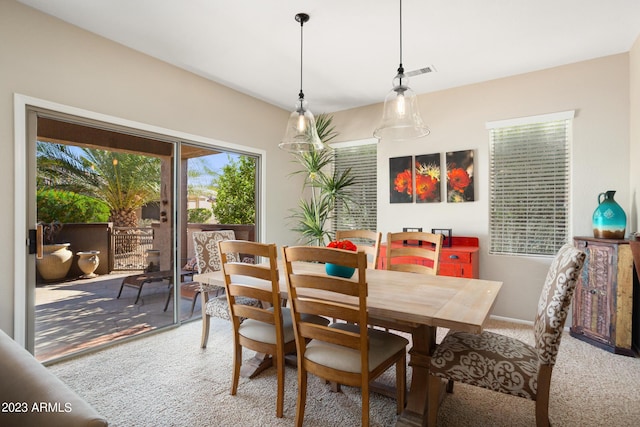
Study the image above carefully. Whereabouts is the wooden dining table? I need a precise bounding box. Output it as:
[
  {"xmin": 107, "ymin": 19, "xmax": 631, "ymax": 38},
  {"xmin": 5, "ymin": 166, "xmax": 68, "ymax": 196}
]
[{"xmin": 195, "ymin": 261, "xmax": 502, "ymax": 427}]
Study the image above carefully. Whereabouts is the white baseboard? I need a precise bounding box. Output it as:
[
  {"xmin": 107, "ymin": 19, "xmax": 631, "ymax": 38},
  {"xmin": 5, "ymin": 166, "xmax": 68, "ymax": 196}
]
[
  {"xmin": 489, "ymin": 314, "xmax": 533, "ymax": 326},
  {"xmin": 490, "ymin": 314, "xmax": 572, "ymax": 332}
]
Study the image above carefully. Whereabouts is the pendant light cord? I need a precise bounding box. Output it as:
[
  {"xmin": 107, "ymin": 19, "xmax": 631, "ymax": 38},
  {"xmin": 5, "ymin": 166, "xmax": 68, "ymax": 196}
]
[
  {"xmin": 299, "ymin": 18, "xmax": 305, "ymax": 100},
  {"xmin": 399, "ymin": 0, "xmax": 403, "ymax": 70},
  {"xmin": 397, "ymin": 0, "xmax": 405, "ymax": 82}
]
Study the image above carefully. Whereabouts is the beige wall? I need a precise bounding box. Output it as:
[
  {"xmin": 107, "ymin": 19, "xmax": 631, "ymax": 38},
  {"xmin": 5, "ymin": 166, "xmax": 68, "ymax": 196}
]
[
  {"xmin": 332, "ymin": 54, "xmax": 631, "ymax": 321},
  {"xmin": 1, "ymin": 1, "xmax": 637, "ymax": 332},
  {"xmin": 0, "ymin": 1, "xmax": 303, "ymax": 335}
]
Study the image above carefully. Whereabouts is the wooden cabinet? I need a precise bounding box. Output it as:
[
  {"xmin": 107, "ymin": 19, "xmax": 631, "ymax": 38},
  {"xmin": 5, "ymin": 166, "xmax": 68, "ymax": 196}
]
[
  {"xmin": 378, "ymin": 236, "xmax": 479, "ymax": 279},
  {"xmin": 570, "ymin": 237, "xmax": 636, "ymax": 356}
]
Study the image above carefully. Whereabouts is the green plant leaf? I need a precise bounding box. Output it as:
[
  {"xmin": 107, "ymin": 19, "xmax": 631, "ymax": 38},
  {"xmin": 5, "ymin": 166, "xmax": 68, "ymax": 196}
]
[{"xmin": 287, "ymin": 114, "xmax": 358, "ymax": 246}]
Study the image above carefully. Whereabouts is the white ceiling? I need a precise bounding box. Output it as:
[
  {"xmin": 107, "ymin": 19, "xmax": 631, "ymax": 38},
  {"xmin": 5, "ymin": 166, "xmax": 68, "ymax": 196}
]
[{"xmin": 17, "ymin": 0, "xmax": 640, "ymax": 113}]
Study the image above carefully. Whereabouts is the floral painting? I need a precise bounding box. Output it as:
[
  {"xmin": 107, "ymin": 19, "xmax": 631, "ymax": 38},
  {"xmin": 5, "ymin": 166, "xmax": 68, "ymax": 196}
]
[
  {"xmin": 389, "ymin": 156, "xmax": 413, "ymax": 203},
  {"xmin": 415, "ymin": 153, "xmax": 441, "ymax": 203},
  {"xmin": 446, "ymin": 150, "xmax": 474, "ymax": 202}
]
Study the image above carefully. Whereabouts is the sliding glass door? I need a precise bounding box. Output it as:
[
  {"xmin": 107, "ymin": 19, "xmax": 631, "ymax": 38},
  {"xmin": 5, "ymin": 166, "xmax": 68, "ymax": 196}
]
[
  {"xmin": 18, "ymin": 98, "xmax": 262, "ymax": 362},
  {"xmin": 30, "ymin": 112, "xmax": 179, "ymax": 362}
]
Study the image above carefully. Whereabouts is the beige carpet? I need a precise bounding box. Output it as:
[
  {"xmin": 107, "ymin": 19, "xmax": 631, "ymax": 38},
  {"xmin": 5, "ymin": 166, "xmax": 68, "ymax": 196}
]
[{"xmin": 48, "ymin": 317, "xmax": 640, "ymax": 426}]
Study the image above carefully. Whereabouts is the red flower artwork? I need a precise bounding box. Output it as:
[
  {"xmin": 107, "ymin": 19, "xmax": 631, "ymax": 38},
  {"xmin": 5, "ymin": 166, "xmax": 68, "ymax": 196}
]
[
  {"xmin": 415, "ymin": 174, "xmax": 438, "ymax": 201},
  {"xmin": 414, "ymin": 155, "xmax": 441, "ymax": 202},
  {"xmin": 394, "ymin": 169, "xmax": 412, "ymax": 195},
  {"xmin": 327, "ymin": 239, "xmax": 357, "ymax": 251},
  {"xmin": 390, "ymin": 156, "xmax": 413, "ymax": 203},
  {"xmin": 446, "ymin": 150, "xmax": 474, "ymax": 202},
  {"xmin": 447, "ymin": 168, "xmax": 471, "ymax": 192}
]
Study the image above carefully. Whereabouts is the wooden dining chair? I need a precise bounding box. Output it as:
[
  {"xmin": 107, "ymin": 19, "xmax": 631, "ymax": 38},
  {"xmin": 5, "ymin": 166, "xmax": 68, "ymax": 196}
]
[
  {"xmin": 336, "ymin": 230, "xmax": 383, "ymax": 333},
  {"xmin": 336, "ymin": 229, "xmax": 382, "ymax": 269},
  {"xmin": 386, "ymin": 231, "xmax": 443, "ymax": 275},
  {"xmin": 427, "ymin": 243, "xmax": 586, "ymax": 427},
  {"xmin": 282, "ymin": 245, "xmax": 409, "ymax": 427},
  {"xmin": 219, "ymin": 240, "xmax": 329, "ymax": 418}
]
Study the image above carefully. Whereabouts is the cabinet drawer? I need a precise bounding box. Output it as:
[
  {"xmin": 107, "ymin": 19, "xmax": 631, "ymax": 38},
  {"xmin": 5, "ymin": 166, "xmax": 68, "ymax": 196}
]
[
  {"xmin": 378, "ymin": 238, "xmax": 479, "ymax": 278},
  {"xmin": 439, "ymin": 263, "xmax": 463, "ymax": 277},
  {"xmin": 440, "ymin": 250, "xmax": 471, "ymax": 264}
]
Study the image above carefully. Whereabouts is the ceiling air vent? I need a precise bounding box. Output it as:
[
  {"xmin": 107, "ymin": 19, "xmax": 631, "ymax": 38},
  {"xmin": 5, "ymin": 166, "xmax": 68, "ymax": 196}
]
[{"xmin": 405, "ymin": 65, "xmax": 436, "ymax": 77}]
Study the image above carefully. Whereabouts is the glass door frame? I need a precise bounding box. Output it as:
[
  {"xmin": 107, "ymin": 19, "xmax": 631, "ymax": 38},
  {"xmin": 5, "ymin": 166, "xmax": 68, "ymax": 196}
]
[{"xmin": 13, "ymin": 94, "xmax": 266, "ymax": 352}]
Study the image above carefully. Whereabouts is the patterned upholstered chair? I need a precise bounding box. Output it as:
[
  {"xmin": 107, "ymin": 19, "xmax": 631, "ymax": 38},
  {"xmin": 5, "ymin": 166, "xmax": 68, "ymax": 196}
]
[
  {"xmin": 427, "ymin": 243, "xmax": 586, "ymax": 427},
  {"xmin": 192, "ymin": 230, "xmax": 261, "ymax": 348}
]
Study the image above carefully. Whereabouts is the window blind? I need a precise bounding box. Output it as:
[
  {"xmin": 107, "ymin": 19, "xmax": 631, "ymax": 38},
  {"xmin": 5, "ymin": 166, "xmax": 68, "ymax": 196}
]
[
  {"xmin": 332, "ymin": 142, "xmax": 377, "ymax": 233},
  {"xmin": 489, "ymin": 116, "xmax": 572, "ymax": 256}
]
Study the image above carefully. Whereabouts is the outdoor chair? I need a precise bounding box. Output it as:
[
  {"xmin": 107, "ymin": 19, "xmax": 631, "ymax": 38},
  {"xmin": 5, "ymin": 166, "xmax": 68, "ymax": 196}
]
[
  {"xmin": 427, "ymin": 243, "xmax": 586, "ymax": 427},
  {"xmin": 117, "ymin": 269, "xmax": 173, "ymax": 304}
]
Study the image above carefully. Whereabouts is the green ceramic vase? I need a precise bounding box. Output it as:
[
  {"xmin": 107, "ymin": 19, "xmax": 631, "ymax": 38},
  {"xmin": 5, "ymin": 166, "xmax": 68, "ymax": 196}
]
[{"xmin": 592, "ymin": 190, "xmax": 626, "ymax": 239}]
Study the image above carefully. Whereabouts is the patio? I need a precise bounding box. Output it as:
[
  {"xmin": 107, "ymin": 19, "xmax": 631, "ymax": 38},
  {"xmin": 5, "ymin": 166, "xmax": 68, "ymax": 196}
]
[
  {"xmin": 33, "ymin": 224, "xmax": 256, "ymax": 364},
  {"xmin": 35, "ymin": 272, "xmax": 202, "ymax": 363}
]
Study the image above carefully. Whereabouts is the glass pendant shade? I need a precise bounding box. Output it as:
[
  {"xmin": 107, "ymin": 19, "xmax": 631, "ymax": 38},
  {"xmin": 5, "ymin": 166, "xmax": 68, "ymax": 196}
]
[
  {"xmin": 279, "ymin": 97, "xmax": 325, "ymax": 153},
  {"xmin": 279, "ymin": 12, "xmax": 325, "ymax": 153},
  {"xmin": 374, "ymin": 73, "xmax": 430, "ymax": 140},
  {"xmin": 375, "ymin": 0, "xmax": 430, "ymax": 141}
]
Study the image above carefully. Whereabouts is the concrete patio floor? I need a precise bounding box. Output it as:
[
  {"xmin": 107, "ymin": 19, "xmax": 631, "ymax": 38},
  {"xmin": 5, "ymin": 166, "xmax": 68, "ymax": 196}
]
[{"xmin": 35, "ymin": 272, "xmax": 202, "ymax": 363}]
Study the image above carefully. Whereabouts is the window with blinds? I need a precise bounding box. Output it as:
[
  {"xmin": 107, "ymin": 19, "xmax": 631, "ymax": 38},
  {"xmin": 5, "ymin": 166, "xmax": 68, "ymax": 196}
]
[
  {"xmin": 488, "ymin": 111, "xmax": 574, "ymax": 256},
  {"xmin": 332, "ymin": 140, "xmax": 377, "ymax": 233}
]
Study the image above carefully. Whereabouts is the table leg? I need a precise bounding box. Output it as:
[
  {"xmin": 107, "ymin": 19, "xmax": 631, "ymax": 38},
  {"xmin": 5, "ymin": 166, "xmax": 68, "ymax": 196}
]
[
  {"xmin": 240, "ymin": 352, "xmax": 273, "ymax": 378},
  {"xmin": 238, "ymin": 300, "xmax": 276, "ymax": 379},
  {"xmin": 396, "ymin": 324, "xmax": 437, "ymax": 427},
  {"xmin": 243, "ymin": 350, "xmax": 301, "ymax": 378}
]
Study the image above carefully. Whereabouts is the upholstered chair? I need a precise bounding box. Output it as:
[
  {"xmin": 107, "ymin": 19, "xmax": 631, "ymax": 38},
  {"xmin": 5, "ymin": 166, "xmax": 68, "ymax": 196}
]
[
  {"xmin": 192, "ymin": 230, "xmax": 261, "ymax": 348},
  {"xmin": 282, "ymin": 245, "xmax": 408, "ymax": 427},
  {"xmin": 427, "ymin": 243, "xmax": 586, "ymax": 427}
]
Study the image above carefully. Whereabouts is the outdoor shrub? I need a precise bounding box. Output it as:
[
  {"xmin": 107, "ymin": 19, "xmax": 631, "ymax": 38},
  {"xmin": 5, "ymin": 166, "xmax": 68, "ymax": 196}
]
[
  {"xmin": 37, "ymin": 189, "xmax": 110, "ymax": 223},
  {"xmin": 188, "ymin": 207, "xmax": 213, "ymax": 224}
]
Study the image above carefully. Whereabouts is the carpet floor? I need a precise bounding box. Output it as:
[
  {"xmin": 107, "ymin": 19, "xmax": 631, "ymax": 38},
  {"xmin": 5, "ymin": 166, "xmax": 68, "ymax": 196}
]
[{"xmin": 48, "ymin": 317, "xmax": 640, "ymax": 426}]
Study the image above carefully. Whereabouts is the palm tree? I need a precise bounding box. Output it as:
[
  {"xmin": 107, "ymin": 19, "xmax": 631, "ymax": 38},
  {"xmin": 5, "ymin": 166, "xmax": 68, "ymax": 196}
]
[
  {"xmin": 289, "ymin": 114, "xmax": 356, "ymax": 246},
  {"xmin": 37, "ymin": 142, "xmax": 160, "ymax": 227}
]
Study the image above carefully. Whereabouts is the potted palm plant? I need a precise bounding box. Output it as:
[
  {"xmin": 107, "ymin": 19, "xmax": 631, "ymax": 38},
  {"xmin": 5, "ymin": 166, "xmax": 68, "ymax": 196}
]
[
  {"xmin": 289, "ymin": 114, "xmax": 356, "ymax": 246},
  {"xmin": 36, "ymin": 221, "xmax": 73, "ymax": 281}
]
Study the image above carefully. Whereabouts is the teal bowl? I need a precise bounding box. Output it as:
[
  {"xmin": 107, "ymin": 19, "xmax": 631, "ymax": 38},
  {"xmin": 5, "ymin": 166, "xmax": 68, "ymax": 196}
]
[{"xmin": 325, "ymin": 263, "xmax": 355, "ymax": 278}]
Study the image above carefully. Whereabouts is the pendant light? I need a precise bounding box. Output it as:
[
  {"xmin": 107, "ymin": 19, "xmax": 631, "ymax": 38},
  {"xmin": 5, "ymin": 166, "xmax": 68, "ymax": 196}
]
[
  {"xmin": 373, "ymin": 0, "xmax": 430, "ymax": 141},
  {"xmin": 279, "ymin": 13, "xmax": 326, "ymax": 153}
]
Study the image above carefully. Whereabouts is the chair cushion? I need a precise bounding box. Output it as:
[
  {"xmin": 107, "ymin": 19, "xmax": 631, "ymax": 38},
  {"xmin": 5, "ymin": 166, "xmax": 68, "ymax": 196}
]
[
  {"xmin": 239, "ymin": 307, "xmax": 330, "ymax": 345},
  {"xmin": 204, "ymin": 294, "xmax": 261, "ymax": 321},
  {"xmin": 430, "ymin": 330, "xmax": 539, "ymax": 400},
  {"xmin": 198, "ymin": 280, "xmax": 225, "ymax": 294},
  {"xmin": 305, "ymin": 323, "xmax": 409, "ymax": 374}
]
